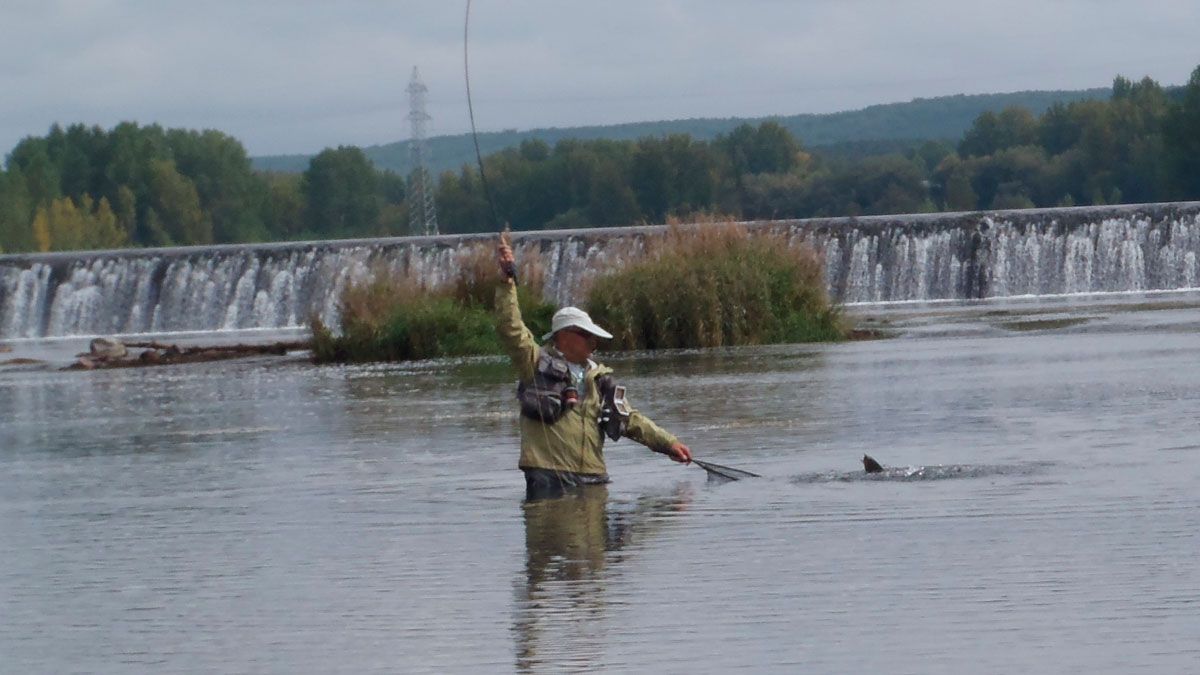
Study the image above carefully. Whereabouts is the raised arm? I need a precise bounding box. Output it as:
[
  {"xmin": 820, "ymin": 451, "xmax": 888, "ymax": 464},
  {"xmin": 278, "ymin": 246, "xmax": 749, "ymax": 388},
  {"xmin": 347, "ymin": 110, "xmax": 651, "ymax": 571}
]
[{"xmin": 494, "ymin": 234, "xmax": 538, "ymax": 382}]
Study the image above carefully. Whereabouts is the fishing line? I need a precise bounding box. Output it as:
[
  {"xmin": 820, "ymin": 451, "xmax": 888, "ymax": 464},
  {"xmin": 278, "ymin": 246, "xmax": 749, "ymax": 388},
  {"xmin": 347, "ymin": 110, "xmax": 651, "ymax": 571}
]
[
  {"xmin": 466, "ymin": 0, "xmax": 562, "ymax": 487},
  {"xmin": 463, "ymin": 0, "xmax": 501, "ymax": 231}
]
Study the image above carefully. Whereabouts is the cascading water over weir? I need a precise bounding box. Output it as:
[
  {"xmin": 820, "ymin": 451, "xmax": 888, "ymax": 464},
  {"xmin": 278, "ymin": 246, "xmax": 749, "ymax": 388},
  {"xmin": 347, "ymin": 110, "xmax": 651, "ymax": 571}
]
[{"xmin": 2, "ymin": 202, "xmax": 1199, "ymax": 339}]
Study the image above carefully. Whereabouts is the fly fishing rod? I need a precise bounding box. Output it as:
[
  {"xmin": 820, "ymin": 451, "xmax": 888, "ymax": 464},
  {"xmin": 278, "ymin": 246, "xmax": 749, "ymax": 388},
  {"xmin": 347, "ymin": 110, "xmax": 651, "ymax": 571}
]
[{"xmin": 463, "ymin": 0, "xmax": 516, "ymax": 281}]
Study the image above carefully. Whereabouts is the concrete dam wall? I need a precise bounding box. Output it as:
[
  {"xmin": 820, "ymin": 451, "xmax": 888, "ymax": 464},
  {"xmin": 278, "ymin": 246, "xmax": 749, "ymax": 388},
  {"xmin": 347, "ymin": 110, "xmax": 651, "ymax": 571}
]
[{"xmin": 2, "ymin": 202, "xmax": 1199, "ymax": 339}]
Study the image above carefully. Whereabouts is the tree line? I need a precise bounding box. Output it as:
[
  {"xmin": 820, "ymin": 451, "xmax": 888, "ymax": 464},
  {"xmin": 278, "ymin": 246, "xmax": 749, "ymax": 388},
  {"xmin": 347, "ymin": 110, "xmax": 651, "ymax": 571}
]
[
  {"xmin": 2, "ymin": 66, "xmax": 1200, "ymax": 254},
  {"xmin": 0, "ymin": 123, "xmax": 411, "ymax": 253},
  {"xmin": 443, "ymin": 69, "xmax": 1200, "ymax": 228}
]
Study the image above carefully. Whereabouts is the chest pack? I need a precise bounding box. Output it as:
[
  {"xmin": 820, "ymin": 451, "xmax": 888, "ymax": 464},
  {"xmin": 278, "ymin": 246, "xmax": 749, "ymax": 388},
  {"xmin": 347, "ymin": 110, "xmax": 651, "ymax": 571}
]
[
  {"xmin": 516, "ymin": 350, "xmax": 631, "ymax": 440},
  {"xmin": 516, "ymin": 350, "xmax": 574, "ymax": 424}
]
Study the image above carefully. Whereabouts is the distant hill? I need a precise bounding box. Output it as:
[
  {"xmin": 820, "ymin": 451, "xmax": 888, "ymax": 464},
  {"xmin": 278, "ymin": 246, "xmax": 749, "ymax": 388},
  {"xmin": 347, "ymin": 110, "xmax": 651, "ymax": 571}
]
[{"xmin": 252, "ymin": 88, "xmax": 1111, "ymax": 175}]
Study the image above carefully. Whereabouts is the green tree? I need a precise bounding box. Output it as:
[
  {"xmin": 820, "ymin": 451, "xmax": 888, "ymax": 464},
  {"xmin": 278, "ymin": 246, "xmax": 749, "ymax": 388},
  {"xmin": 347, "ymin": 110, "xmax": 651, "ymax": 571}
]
[
  {"xmin": 518, "ymin": 138, "xmax": 550, "ymax": 162},
  {"xmin": 86, "ymin": 196, "xmax": 128, "ymax": 249},
  {"xmin": 740, "ymin": 172, "xmax": 810, "ymax": 219},
  {"xmin": 968, "ymin": 146, "xmax": 1054, "ymax": 208},
  {"xmin": 376, "ymin": 168, "xmax": 408, "ymax": 234},
  {"xmin": 959, "ymin": 107, "xmax": 1037, "ymax": 157},
  {"xmin": 166, "ymin": 128, "xmax": 269, "ymax": 242},
  {"xmin": 629, "ymin": 134, "xmax": 717, "ymax": 222},
  {"xmin": 631, "ymin": 137, "xmax": 673, "ymax": 222},
  {"xmin": 586, "ymin": 161, "xmax": 640, "ymax": 226},
  {"xmin": 147, "ymin": 159, "xmax": 211, "ymax": 245},
  {"xmin": 9, "ymin": 140, "xmax": 61, "ymax": 205},
  {"xmin": 54, "ymin": 124, "xmax": 103, "ymax": 200},
  {"xmin": 856, "ymin": 155, "xmax": 930, "ymax": 215},
  {"xmin": 1108, "ymin": 77, "xmax": 1169, "ymax": 202},
  {"xmin": 1165, "ymin": 65, "xmax": 1200, "ymax": 199},
  {"xmin": 435, "ymin": 167, "xmax": 489, "ymax": 234},
  {"xmin": 911, "ymin": 140, "xmax": 955, "ymax": 174},
  {"xmin": 716, "ymin": 122, "xmax": 801, "ymax": 176},
  {"xmin": 262, "ymin": 172, "xmax": 306, "ymax": 239},
  {"xmin": 301, "ymin": 146, "xmax": 380, "ymax": 236},
  {"xmin": 114, "ymin": 185, "xmax": 138, "ymax": 242},
  {"xmin": 1038, "ymin": 103, "xmax": 1082, "ymax": 155},
  {"xmin": 0, "ymin": 168, "xmax": 35, "ymax": 251},
  {"xmin": 942, "ymin": 167, "xmax": 979, "ymax": 211},
  {"xmin": 931, "ymin": 156, "xmax": 979, "ymax": 210}
]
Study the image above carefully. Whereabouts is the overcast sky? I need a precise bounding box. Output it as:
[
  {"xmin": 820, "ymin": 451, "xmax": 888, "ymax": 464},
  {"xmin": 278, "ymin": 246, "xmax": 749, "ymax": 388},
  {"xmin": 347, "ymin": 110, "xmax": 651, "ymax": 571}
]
[{"xmin": 2, "ymin": 1, "xmax": 1197, "ymax": 157}]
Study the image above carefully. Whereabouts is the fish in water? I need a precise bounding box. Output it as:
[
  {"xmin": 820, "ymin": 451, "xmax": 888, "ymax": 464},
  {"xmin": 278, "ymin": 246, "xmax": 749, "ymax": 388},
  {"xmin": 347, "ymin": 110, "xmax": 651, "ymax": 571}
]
[{"xmin": 862, "ymin": 454, "xmax": 884, "ymax": 473}]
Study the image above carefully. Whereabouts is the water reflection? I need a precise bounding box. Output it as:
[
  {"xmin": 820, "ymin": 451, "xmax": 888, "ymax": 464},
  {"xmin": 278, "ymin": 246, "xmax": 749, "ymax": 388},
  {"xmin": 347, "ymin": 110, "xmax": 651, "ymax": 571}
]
[{"xmin": 514, "ymin": 485, "xmax": 691, "ymax": 673}]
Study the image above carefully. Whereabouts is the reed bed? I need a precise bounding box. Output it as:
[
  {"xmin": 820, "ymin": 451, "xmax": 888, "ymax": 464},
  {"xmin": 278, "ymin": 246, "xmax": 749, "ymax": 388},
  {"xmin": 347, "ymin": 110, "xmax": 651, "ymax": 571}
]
[
  {"xmin": 311, "ymin": 243, "xmax": 554, "ymax": 363},
  {"xmin": 312, "ymin": 223, "xmax": 844, "ymax": 363},
  {"xmin": 584, "ymin": 222, "xmax": 845, "ymax": 350}
]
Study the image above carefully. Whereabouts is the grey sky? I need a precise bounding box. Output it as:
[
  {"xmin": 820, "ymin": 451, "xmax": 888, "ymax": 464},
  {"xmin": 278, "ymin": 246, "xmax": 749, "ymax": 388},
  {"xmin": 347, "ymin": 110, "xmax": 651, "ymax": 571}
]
[{"xmin": 2, "ymin": 0, "xmax": 1197, "ymax": 157}]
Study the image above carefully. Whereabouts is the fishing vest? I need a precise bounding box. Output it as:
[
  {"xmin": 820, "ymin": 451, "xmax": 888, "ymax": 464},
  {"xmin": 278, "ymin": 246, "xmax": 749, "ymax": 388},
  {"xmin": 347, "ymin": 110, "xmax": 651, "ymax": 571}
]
[{"xmin": 517, "ymin": 349, "xmax": 630, "ymax": 439}]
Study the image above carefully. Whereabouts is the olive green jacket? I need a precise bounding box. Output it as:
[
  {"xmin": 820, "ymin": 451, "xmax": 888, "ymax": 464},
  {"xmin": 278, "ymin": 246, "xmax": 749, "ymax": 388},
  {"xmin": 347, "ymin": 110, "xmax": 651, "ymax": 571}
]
[{"xmin": 495, "ymin": 281, "xmax": 679, "ymax": 474}]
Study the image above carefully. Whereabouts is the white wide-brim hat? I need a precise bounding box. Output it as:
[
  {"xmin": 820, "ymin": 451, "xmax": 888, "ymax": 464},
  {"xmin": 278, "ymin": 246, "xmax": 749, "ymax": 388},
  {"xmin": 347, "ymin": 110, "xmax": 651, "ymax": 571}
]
[{"xmin": 541, "ymin": 306, "xmax": 614, "ymax": 342}]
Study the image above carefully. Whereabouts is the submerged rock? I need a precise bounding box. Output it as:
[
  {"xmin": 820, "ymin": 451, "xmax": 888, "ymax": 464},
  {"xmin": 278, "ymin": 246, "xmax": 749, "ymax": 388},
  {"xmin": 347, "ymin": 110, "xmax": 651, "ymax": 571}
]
[
  {"xmin": 89, "ymin": 337, "xmax": 127, "ymax": 359},
  {"xmin": 62, "ymin": 339, "xmax": 311, "ymax": 371},
  {"xmin": 1, "ymin": 357, "xmax": 46, "ymax": 367}
]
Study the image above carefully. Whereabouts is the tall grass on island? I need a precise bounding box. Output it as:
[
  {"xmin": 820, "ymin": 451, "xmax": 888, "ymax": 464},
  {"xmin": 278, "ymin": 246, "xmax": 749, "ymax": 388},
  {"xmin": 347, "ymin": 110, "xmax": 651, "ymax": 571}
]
[
  {"xmin": 584, "ymin": 222, "xmax": 845, "ymax": 350},
  {"xmin": 312, "ymin": 222, "xmax": 845, "ymax": 363},
  {"xmin": 310, "ymin": 245, "xmax": 555, "ymax": 363}
]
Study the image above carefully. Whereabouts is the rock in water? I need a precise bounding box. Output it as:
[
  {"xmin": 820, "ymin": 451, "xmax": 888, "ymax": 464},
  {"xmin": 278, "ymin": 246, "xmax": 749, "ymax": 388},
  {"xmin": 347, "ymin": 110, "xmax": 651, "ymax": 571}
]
[
  {"xmin": 862, "ymin": 454, "xmax": 884, "ymax": 473},
  {"xmin": 0, "ymin": 343, "xmax": 11, "ymax": 354},
  {"xmin": 2, "ymin": 357, "xmax": 45, "ymax": 366},
  {"xmin": 89, "ymin": 337, "xmax": 127, "ymax": 359}
]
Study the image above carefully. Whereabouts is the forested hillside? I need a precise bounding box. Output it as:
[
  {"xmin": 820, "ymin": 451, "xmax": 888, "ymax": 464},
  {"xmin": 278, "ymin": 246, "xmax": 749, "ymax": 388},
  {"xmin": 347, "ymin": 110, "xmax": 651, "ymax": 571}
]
[{"xmin": 253, "ymin": 89, "xmax": 1111, "ymax": 176}]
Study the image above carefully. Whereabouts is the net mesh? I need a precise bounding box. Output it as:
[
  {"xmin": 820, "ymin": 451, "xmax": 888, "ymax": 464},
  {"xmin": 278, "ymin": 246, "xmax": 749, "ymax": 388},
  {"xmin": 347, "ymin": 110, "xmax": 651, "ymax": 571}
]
[{"xmin": 693, "ymin": 459, "xmax": 761, "ymax": 481}]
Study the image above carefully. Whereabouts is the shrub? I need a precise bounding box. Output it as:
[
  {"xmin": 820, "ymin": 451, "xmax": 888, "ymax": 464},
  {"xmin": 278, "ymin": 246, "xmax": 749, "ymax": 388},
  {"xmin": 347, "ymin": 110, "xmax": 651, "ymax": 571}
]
[
  {"xmin": 311, "ymin": 290, "xmax": 499, "ymax": 363},
  {"xmin": 584, "ymin": 222, "xmax": 844, "ymax": 349},
  {"xmin": 311, "ymin": 242, "xmax": 556, "ymax": 363}
]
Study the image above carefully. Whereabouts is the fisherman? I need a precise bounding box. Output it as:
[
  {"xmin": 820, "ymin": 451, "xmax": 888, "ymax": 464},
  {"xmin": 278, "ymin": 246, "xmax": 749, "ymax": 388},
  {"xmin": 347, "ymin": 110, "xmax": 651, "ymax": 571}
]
[{"xmin": 496, "ymin": 235, "xmax": 692, "ymax": 500}]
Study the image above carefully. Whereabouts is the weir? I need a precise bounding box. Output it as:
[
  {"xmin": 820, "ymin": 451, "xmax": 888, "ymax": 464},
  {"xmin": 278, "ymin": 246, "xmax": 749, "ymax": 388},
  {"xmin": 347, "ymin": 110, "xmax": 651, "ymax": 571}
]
[{"xmin": 2, "ymin": 202, "xmax": 1199, "ymax": 339}]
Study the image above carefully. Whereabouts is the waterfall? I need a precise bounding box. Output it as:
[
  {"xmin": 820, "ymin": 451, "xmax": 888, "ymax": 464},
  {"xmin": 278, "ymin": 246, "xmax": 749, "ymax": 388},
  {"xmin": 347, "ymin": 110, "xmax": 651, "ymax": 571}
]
[{"xmin": 2, "ymin": 203, "xmax": 1199, "ymax": 339}]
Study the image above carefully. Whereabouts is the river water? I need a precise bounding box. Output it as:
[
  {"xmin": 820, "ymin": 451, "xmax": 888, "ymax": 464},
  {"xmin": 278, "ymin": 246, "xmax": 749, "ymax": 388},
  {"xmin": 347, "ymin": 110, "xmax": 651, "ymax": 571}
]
[{"xmin": 2, "ymin": 296, "xmax": 1199, "ymax": 673}]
